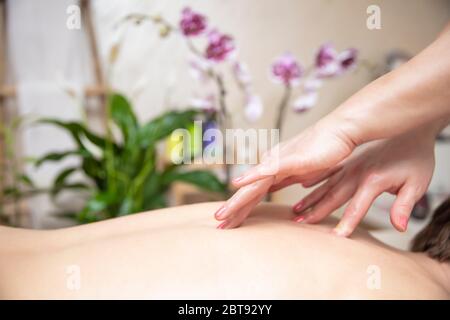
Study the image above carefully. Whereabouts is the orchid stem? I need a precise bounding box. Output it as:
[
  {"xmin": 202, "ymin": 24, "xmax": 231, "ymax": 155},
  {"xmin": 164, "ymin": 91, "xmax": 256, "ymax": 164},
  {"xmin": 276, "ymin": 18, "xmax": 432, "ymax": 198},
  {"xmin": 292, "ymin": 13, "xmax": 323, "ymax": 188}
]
[
  {"xmin": 275, "ymin": 84, "xmax": 292, "ymax": 139},
  {"xmin": 268, "ymin": 84, "xmax": 291, "ymax": 202},
  {"xmin": 214, "ymin": 73, "xmax": 232, "ymax": 192}
]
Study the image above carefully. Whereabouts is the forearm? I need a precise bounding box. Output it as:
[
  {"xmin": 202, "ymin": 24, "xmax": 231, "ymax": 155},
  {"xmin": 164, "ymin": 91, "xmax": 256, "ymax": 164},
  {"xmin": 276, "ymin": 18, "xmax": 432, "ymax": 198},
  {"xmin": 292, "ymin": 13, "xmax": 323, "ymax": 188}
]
[{"xmin": 324, "ymin": 23, "xmax": 450, "ymax": 146}]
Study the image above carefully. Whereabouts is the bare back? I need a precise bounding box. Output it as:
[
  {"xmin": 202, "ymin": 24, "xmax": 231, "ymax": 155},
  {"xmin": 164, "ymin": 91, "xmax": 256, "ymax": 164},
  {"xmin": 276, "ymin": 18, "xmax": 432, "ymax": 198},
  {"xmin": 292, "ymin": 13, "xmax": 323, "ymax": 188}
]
[{"xmin": 0, "ymin": 202, "xmax": 448, "ymax": 299}]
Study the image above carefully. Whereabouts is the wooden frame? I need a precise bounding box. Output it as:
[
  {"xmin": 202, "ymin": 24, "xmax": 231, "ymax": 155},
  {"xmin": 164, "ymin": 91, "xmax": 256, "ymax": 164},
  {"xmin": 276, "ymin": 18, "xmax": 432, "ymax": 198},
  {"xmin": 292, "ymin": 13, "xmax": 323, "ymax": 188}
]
[{"xmin": 0, "ymin": 0, "xmax": 7, "ymax": 207}]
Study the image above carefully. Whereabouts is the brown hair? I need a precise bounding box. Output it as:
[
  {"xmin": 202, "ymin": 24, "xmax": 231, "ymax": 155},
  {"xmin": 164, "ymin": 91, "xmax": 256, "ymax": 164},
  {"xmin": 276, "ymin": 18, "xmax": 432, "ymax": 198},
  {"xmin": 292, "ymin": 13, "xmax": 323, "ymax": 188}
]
[{"xmin": 411, "ymin": 197, "xmax": 450, "ymax": 262}]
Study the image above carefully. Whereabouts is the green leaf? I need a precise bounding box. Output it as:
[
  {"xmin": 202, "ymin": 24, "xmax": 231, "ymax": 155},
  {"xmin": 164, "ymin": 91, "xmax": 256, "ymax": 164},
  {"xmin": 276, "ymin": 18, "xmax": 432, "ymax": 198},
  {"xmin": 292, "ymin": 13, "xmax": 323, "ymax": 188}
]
[
  {"xmin": 143, "ymin": 193, "xmax": 167, "ymax": 210},
  {"xmin": 86, "ymin": 192, "xmax": 115, "ymax": 212},
  {"xmin": 76, "ymin": 191, "xmax": 116, "ymax": 223},
  {"xmin": 3, "ymin": 186, "xmax": 19, "ymax": 197},
  {"xmin": 52, "ymin": 183, "xmax": 90, "ymax": 199},
  {"xmin": 124, "ymin": 147, "xmax": 156, "ymax": 211},
  {"xmin": 161, "ymin": 169, "xmax": 227, "ymax": 194},
  {"xmin": 77, "ymin": 207, "xmax": 100, "ymax": 224},
  {"xmin": 54, "ymin": 167, "xmax": 78, "ymax": 187},
  {"xmin": 109, "ymin": 93, "xmax": 138, "ymax": 143},
  {"xmin": 143, "ymin": 171, "xmax": 162, "ymax": 199},
  {"xmin": 118, "ymin": 197, "xmax": 135, "ymax": 216},
  {"xmin": 18, "ymin": 174, "xmax": 35, "ymax": 187},
  {"xmin": 35, "ymin": 150, "xmax": 89, "ymax": 167},
  {"xmin": 139, "ymin": 110, "xmax": 199, "ymax": 148},
  {"xmin": 37, "ymin": 119, "xmax": 111, "ymax": 150},
  {"xmin": 81, "ymin": 157, "xmax": 105, "ymax": 189},
  {"xmin": 50, "ymin": 167, "xmax": 90, "ymax": 198}
]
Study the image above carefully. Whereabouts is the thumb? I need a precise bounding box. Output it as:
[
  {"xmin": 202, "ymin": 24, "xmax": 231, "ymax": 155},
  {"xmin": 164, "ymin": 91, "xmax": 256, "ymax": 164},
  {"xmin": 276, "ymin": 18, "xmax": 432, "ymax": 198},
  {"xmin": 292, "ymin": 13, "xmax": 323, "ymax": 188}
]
[{"xmin": 390, "ymin": 184, "xmax": 422, "ymax": 232}]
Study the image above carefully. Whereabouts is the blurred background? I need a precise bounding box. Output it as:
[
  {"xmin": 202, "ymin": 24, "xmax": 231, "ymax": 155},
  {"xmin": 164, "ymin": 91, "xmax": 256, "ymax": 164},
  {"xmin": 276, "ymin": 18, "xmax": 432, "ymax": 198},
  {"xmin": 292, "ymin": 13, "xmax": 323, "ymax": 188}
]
[{"xmin": 0, "ymin": 0, "xmax": 449, "ymax": 250}]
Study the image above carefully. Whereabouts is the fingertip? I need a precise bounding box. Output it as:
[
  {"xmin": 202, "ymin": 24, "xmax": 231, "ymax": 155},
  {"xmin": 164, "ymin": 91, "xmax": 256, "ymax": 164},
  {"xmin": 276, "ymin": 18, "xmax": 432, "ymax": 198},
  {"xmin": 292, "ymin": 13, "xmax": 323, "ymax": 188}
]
[
  {"xmin": 216, "ymin": 221, "xmax": 228, "ymax": 229},
  {"xmin": 392, "ymin": 214, "xmax": 409, "ymax": 232},
  {"xmin": 390, "ymin": 185, "xmax": 417, "ymax": 232},
  {"xmin": 293, "ymin": 215, "xmax": 306, "ymax": 223},
  {"xmin": 333, "ymin": 222, "xmax": 352, "ymax": 237},
  {"xmin": 214, "ymin": 205, "xmax": 227, "ymax": 220},
  {"xmin": 390, "ymin": 203, "xmax": 413, "ymax": 232},
  {"xmin": 292, "ymin": 200, "xmax": 305, "ymax": 213}
]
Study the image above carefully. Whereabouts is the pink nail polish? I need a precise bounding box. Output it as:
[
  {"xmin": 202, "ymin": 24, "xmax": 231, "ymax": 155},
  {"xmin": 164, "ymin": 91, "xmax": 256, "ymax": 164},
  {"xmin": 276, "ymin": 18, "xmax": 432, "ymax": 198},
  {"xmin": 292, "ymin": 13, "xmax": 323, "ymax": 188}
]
[
  {"xmin": 214, "ymin": 206, "xmax": 226, "ymax": 219},
  {"xmin": 398, "ymin": 215, "xmax": 409, "ymax": 232},
  {"xmin": 293, "ymin": 200, "xmax": 305, "ymax": 212},
  {"xmin": 294, "ymin": 215, "xmax": 306, "ymax": 223},
  {"xmin": 217, "ymin": 221, "xmax": 228, "ymax": 229}
]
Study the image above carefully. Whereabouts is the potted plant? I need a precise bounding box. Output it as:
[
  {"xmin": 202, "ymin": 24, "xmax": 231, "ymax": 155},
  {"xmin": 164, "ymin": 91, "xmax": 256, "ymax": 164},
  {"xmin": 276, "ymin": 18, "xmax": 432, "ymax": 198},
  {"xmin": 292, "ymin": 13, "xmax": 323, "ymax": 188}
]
[{"xmin": 34, "ymin": 93, "xmax": 226, "ymax": 223}]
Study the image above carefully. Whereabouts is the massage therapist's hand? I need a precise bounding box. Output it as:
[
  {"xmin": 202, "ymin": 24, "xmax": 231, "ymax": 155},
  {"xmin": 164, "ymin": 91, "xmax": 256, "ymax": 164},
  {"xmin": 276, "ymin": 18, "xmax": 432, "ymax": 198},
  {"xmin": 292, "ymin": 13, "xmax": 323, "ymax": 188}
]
[
  {"xmin": 231, "ymin": 22, "xmax": 450, "ymax": 190},
  {"xmin": 215, "ymin": 120, "xmax": 358, "ymax": 229},
  {"xmin": 292, "ymin": 127, "xmax": 437, "ymax": 236},
  {"xmin": 215, "ymin": 23, "xmax": 450, "ymax": 229}
]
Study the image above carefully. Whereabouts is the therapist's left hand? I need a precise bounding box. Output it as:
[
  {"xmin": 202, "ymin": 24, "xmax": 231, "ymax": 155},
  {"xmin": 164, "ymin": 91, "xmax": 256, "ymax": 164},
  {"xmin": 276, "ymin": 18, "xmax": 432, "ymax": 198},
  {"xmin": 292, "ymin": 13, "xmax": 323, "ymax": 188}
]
[{"xmin": 292, "ymin": 128, "xmax": 436, "ymax": 236}]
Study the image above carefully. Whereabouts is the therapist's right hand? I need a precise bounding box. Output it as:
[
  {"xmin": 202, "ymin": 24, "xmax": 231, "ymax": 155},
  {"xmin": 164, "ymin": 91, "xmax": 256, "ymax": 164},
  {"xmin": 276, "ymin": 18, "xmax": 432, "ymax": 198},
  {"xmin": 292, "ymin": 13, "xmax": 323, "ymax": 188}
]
[
  {"xmin": 234, "ymin": 118, "xmax": 358, "ymax": 188},
  {"xmin": 215, "ymin": 118, "xmax": 359, "ymax": 228}
]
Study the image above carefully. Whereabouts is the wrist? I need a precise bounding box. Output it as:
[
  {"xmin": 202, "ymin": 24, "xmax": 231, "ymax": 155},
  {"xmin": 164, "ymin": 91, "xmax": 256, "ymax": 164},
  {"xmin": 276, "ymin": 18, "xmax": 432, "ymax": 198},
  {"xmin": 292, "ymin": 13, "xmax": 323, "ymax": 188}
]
[
  {"xmin": 424, "ymin": 117, "xmax": 450, "ymax": 139},
  {"xmin": 315, "ymin": 113, "xmax": 363, "ymax": 150}
]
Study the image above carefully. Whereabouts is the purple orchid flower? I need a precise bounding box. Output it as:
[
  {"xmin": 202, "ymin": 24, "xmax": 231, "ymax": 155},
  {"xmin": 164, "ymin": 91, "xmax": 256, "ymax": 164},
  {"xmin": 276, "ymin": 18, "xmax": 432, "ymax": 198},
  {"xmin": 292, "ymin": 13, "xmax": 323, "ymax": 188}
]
[
  {"xmin": 180, "ymin": 7, "xmax": 207, "ymax": 37},
  {"xmin": 205, "ymin": 30, "xmax": 235, "ymax": 62},
  {"xmin": 271, "ymin": 53, "xmax": 303, "ymax": 86},
  {"xmin": 315, "ymin": 43, "xmax": 358, "ymax": 78}
]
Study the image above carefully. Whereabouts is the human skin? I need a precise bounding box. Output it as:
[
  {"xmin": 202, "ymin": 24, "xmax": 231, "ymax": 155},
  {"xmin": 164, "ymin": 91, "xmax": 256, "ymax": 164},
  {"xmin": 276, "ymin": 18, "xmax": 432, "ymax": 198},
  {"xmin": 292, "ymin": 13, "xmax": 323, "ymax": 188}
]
[
  {"xmin": 215, "ymin": 22, "xmax": 450, "ymax": 231},
  {"xmin": 0, "ymin": 202, "xmax": 448, "ymax": 299},
  {"xmin": 215, "ymin": 122, "xmax": 445, "ymax": 232},
  {"xmin": 292, "ymin": 127, "xmax": 437, "ymax": 237}
]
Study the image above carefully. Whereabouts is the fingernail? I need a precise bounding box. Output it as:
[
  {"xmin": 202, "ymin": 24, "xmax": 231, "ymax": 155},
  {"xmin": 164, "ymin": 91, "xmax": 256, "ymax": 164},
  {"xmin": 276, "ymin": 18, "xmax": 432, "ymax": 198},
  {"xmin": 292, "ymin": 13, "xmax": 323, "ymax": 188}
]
[
  {"xmin": 293, "ymin": 200, "xmax": 305, "ymax": 213},
  {"xmin": 294, "ymin": 215, "xmax": 306, "ymax": 223},
  {"xmin": 217, "ymin": 221, "xmax": 228, "ymax": 229},
  {"xmin": 214, "ymin": 205, "xmax": 227, "ymax": 219},
  {"xmin": 398, "ymin": 215, "xmax": 409, "ymax": 232},
  {"xmin": 232, "ymin": 176, "xmax": 244, "ymax": 184}
]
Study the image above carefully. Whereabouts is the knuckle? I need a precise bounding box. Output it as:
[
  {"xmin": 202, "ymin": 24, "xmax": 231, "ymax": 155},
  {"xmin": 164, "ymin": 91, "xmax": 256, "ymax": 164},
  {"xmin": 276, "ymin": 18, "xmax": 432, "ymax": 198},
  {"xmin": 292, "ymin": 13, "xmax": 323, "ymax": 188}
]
[
  {"xmin": 345, "ymin": 205, "xmax": 360, "ymax": 219},
  {"xmin": 363, "ymin": 171, "xmax": 384, "ymax": 187},
  {"xmin": 326, "ymin": 188, "xmax": 339, "ymax": 202},
  {"xmin": 394, "ymin": 203, "xmax": 412, "ymax": 216},
  {"xmin": 404, "ymin": 181, "xmax": 427, "ymax": 202},
  {"xmin": 411, "ymin": 184, "xmax": 426, "ymax": 200}
]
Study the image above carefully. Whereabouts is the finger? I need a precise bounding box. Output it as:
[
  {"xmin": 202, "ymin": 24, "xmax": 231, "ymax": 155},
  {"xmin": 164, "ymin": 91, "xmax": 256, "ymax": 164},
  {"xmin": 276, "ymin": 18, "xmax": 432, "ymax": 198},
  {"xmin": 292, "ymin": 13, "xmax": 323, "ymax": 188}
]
[
  {"xmin": 292, "ymin": 171, "xmax": 345, "ymax": 214},
  {"xmin": 268, "ymin": 168, "xmax": 335, "ymax": 193},
  {"xmin": 333, "ymin": 177, "xmax": 385, "ymax": 237},
  {"xmin": 218, "ymin": 193, "xmax": 265, "ymax": 229},
  {"xmin": 214, "ymin": 177, "xmax": 273, "ymax": 221},
  {"xmin": 298, "ymin": 178, "xmax": 356, "ymax": 224},
  {"xmin": 301, "ymin": 165, "xmax": 343, "ymax": 188},
  {"xmin": 269, "ymin": 176, "xmax": 303, "ymax": 193},
  {"xmin": 233, "ymin": 154, "xmax": 319, "ymax": 188},
  {"xmin": 390, "ymin": 184, "xmax": 422, "ymax": 232},
  {"xmin": 232, "ymin": 164, "xmax": 276, "ymax": 187},
  {"xmin": 221, "ymin": 192, "xmax": 263, "ymax": 227}
]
